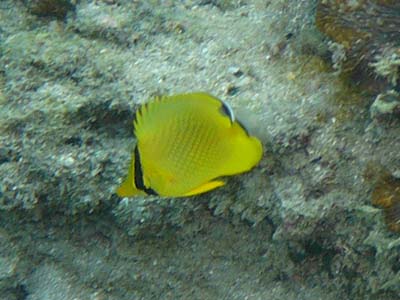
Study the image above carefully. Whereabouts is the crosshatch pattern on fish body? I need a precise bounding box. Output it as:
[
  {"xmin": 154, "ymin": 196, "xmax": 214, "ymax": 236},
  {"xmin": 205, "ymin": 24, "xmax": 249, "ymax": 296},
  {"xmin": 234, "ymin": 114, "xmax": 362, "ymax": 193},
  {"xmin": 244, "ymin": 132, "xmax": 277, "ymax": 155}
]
[{"xmin": 117, "ymin": 92, "xmax": 263, "ymax": 198}]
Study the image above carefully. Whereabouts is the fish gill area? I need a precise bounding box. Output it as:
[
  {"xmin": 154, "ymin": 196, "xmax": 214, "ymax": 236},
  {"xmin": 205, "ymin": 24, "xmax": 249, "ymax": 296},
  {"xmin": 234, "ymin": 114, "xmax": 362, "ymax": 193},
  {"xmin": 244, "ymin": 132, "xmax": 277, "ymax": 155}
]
[{"xmin": 0, "ymin": 0, "xmax": 400, "ymax": 299}]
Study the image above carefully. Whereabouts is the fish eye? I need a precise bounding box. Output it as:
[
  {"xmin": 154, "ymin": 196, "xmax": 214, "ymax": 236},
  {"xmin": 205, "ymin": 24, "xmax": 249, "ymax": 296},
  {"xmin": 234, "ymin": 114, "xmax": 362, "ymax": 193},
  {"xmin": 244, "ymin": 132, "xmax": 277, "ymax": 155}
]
[{"xmin": 220, "ymin": 100, "xmax": 235, "ymax": 123}]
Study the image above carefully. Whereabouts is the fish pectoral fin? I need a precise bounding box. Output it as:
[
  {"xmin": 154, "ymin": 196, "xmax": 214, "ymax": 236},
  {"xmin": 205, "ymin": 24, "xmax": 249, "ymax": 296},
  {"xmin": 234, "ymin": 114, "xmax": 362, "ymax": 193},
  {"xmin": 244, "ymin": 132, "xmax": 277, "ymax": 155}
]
[{"xmin": 183, "ymin": 180, "xmax": 225, "ymax": 197}]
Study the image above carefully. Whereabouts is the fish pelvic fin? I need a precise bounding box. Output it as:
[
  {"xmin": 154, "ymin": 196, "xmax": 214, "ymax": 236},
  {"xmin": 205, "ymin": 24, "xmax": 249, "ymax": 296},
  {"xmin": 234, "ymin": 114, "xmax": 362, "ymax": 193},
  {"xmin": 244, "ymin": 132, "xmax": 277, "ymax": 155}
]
[{"xmin": 183, "ymin": 180, "xmax": 225, "ymax": 197}]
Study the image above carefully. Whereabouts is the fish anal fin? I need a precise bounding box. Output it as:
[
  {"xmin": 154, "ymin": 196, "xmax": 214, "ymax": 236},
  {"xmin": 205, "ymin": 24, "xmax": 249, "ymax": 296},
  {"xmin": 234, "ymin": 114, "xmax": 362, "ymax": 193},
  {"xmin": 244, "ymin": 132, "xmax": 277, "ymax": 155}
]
[{"xmin": 183, "ymin": 180, "xmax": 225, "ymax": 197}]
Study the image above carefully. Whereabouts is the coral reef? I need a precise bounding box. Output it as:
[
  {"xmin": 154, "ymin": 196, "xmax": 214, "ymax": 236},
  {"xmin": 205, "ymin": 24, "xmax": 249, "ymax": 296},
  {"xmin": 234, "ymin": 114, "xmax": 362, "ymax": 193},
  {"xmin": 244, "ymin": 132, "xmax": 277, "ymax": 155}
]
[
  {"xmin": 23, "ymin": 0, "xmax": 75, "ymax": 19},
  {"xmin": 370, "ymin": 90, "xmax": 400, "ymax": 123},
  {"xmin": 316, "ymin": 0, "xmax": 400, "ymax": 91},
  {"xmin": 372, "ymin": 171, "xmax": 400, "ymax": 232},
  {"xmin": 1, "ymin": 0, "xmax": 400, "ymax": 299}
]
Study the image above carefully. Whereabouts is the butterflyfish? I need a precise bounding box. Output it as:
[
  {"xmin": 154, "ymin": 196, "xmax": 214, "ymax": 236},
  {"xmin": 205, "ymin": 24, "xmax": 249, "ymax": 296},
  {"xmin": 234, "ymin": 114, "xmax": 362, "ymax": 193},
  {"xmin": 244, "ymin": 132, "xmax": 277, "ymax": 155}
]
[{"xmin": 117, "ymin": 92, "xmax": 263, "ymax": 198}]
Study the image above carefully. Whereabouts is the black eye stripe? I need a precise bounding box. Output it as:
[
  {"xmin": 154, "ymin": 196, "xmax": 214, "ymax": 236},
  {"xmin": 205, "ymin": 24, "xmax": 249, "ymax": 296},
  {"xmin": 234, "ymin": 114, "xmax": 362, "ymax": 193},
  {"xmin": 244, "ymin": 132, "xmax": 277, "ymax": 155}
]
[{"xmin": 220, "ymin": 101, "xmax": 235, "ymax": 123}]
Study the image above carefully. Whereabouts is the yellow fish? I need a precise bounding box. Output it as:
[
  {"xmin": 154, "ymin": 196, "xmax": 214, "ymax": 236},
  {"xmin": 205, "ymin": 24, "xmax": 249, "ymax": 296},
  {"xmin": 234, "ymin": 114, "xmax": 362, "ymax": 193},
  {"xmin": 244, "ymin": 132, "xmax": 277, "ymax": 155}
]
[{"xmin": 117, "ymin": 92, "xmax": 262, "ymax": 198}]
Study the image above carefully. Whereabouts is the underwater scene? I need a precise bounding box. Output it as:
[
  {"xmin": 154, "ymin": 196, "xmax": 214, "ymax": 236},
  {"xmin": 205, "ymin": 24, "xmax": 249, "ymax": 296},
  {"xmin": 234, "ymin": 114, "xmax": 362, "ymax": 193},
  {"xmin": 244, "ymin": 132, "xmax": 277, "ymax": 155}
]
[{"xmin": 0, "ymin": 0, "xmax": 400, "ymax": 299}]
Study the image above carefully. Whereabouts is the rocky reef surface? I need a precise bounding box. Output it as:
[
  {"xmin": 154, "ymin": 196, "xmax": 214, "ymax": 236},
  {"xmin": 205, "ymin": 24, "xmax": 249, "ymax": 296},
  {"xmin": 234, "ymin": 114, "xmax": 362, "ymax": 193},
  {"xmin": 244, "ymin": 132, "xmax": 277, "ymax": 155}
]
[{"xmin": 1, "ymin": 0, "xmax": 400, "ymax": 299}]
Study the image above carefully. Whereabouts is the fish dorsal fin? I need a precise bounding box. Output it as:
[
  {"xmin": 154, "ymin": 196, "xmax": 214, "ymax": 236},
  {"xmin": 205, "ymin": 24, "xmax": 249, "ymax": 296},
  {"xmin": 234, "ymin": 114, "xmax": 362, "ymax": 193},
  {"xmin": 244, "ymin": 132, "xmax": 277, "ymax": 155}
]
[{"xmin": 133, "ymin": 93, "xmax": 232, "ymax": 138}]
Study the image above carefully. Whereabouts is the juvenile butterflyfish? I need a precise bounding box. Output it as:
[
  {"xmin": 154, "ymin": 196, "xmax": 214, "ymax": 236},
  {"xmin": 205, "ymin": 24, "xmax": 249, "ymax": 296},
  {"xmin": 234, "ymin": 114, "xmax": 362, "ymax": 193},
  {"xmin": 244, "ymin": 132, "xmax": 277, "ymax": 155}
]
[{"xmin": 117, "ymin": 92, "xmax": 263, "ymax": 198}]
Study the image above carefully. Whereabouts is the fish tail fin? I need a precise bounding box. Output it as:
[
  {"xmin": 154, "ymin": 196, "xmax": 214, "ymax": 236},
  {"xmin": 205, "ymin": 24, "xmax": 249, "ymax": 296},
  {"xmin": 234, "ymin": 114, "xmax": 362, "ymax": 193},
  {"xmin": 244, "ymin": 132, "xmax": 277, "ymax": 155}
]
[{"xmin": 116, "ymin": 156, "xmax": 142, "ymax": 197}]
